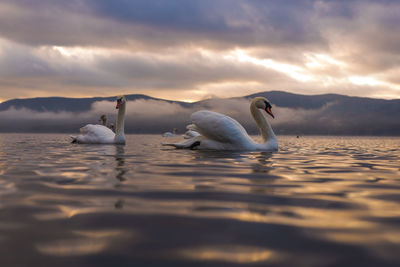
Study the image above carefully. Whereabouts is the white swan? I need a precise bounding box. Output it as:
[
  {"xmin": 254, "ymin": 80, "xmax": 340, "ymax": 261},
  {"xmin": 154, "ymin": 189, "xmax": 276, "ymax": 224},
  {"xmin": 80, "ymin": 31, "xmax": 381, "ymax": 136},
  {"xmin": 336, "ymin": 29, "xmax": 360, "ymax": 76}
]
[
  {"xmin": 162, "ymin": 128, "xmax": 178, "ymax": 137},
  {"xmin": 163, "ymin": 97, "xmax": 278, "ymax": 151},
  {"xmin": 71, "ymin": 95, "xmax": 126, "ymax": 144}
]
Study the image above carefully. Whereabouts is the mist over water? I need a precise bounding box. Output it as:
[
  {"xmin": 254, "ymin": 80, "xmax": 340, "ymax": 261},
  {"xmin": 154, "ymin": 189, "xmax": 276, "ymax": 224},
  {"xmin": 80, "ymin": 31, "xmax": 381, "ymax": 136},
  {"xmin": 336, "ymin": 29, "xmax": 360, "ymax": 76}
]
[{"xmin": 0, "ymin": 134, "xmax": 400, "ymax": 266}]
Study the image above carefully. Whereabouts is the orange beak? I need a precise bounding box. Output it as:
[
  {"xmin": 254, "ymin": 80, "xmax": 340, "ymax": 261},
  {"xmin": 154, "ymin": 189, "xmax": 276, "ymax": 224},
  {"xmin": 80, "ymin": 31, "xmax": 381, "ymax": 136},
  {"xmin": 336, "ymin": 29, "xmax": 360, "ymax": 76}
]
[
  {"xmin": 266, "ymin": 106, "xmax": 274, "ymax": 118},
  {"xmin": 116, "ymin": 101, "xmax": 121, "ymax": 109}
]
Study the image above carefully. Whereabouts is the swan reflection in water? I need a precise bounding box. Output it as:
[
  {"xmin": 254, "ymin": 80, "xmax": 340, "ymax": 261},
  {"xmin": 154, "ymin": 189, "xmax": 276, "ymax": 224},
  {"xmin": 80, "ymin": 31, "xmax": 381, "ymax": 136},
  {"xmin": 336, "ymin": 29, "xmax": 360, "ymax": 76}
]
[
  {"xmin": 253, "ymin": 151, "xmax": 276, "ymax": 173},
  {"xmin": 190, "ymin": 151, "xmax": 277, "ymax": 216},
  {"xmin": 115, "ymin": 145, "xmax": 127, "ymax": 182},
  {"xmin": 82, "ymin": 144, "xmax": 127, "ymax": 208},
  {"xmin": 114, "ymin": 145, "xmax": 127, "ymax": 210}
]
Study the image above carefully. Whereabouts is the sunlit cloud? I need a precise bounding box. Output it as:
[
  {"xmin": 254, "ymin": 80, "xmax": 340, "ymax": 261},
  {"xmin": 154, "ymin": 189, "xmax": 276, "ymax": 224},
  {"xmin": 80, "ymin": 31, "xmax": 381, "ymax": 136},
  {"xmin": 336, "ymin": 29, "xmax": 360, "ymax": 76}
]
[
  {"xmin": 51, "ymin": 46, "xmax": 107, "ymax": 61},
  {"xmin": 348, "ymin": 76, "xmax": 398, "ymax": 89},
  {"xmin": 229, "ymin": 49, "xmax": 313, "ymax": 82},
  {"xmin": 304, "ymin": 53, "xmax": 346, "ymax": 69}
]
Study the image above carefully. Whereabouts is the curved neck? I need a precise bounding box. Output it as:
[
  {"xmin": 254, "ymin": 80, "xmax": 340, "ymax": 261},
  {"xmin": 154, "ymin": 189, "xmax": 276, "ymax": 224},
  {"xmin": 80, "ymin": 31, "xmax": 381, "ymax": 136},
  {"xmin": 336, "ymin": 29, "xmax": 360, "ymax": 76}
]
[
  {"xmin": 115, "ymin": 103, "xmax": 126, "ymax": 136},
  {"xmin": 250, "ymin": 101, "xmax": 276, "ymax": 143}
]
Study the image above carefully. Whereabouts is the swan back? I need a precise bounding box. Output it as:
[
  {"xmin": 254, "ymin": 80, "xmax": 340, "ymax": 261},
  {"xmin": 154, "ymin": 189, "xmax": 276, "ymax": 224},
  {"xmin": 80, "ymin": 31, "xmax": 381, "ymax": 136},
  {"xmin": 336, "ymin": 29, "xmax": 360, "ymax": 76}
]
[
  {"xmin": 191, "ymin": 110, "xmax": 255, "ymax": 149},
  {"xmin": 75, "ymin": 124, "xmax": 115, "ymax": 144}
]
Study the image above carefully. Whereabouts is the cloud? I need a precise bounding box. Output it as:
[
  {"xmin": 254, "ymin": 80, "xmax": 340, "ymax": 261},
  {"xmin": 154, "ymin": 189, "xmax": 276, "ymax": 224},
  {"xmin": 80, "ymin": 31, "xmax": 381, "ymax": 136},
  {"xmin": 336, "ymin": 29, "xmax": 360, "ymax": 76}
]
[
  {"xmin": 0, "ymin": 0, "xmax": 323, "ymax": 49},
  {"xmin": 0, "ymin": 0, "xmax": 399, "ymax": 101}
]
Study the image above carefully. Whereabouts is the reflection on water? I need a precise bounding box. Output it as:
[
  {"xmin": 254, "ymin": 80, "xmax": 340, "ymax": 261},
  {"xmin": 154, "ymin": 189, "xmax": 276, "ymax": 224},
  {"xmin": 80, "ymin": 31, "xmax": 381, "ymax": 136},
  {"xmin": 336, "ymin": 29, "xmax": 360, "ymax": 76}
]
[
  {"xmin": 0, "ymin": 134, "xmax": 399, "ymax": 266},
  {"xmin": 114, "ymin": 145, "xmax": 126, "ymax": 182},
  {"xmin": 177, "ymin": 245, "xmax": 276, "ymax": 263}
]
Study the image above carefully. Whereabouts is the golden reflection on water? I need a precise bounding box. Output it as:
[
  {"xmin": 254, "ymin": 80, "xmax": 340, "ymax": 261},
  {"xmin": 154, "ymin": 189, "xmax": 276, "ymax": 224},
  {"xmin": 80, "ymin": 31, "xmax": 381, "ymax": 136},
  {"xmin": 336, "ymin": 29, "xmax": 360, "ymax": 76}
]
[
  {"xmin": 36, "ymin": 239, "xmax": 108, "ymax": 256},
  {"xmin": 0, "ymin": 134, "xmax": 16, "ymax": 197},
  {"xmin": 73, "ymin": 230, "xmax": 125, "ymax": 239},
  {"xmin": 36, "ymin": 229, "xmax": 132, "ymax": 256},
  {"xmin": 177, "ymin": 245, "xmax": 276, "ymax": 263}
]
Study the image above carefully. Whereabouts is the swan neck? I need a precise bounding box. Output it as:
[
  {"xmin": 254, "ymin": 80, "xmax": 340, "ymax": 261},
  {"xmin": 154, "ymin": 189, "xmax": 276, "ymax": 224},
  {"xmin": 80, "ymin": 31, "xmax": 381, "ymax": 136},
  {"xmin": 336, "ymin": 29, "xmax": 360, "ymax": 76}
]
[
  {"xmin": 115, "ymin": 103, "xmax": 126, "ymax": 136},
  {"xmin": 250, "ymin": 101, "xmax": 276, "ymax": 143}
]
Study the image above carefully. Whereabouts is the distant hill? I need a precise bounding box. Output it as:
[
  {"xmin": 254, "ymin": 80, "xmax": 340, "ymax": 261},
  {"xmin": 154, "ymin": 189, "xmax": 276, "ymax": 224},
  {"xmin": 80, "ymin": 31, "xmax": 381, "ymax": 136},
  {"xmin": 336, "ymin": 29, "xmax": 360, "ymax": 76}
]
[
  {"xmin": 0, "ymin": 94, "xmax": 190, "ymax": 113},
  {"xmin": 0, "ymin": 91, "xmax": 399, "ymax": 135}
]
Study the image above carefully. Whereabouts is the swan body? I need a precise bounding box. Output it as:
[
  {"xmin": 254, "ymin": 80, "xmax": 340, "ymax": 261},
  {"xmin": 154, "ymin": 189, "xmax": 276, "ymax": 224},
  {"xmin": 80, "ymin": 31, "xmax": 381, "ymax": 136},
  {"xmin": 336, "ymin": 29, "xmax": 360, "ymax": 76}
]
[
  {"xmin": 71, "ymin": 96, "xmax": 126, "ymax": 144},
  {"xmin": 162, "ymin": 132, "xmax": 176, "ymax": 137},
  {"xmin": 163, "ymin": 97, "xmax": 278, "ymax": 151},
  {"xmin": 162, "ymin": 128, "xmax": 178, "ymax": 137}
]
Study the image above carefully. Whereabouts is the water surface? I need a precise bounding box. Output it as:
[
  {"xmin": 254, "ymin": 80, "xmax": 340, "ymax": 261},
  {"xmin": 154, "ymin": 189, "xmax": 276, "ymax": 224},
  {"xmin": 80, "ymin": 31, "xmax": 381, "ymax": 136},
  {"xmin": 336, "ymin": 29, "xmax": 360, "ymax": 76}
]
[{"xmin": 0, "ymin": 134, "xmax": 400, "ymax": 266}]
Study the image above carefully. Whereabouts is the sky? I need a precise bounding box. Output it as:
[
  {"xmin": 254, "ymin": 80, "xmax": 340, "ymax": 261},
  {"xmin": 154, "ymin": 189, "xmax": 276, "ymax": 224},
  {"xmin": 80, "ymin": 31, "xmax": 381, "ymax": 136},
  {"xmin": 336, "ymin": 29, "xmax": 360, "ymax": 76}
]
[{"xmin": 0, "ymin": 0, "xmax": 399, "ymax": 103}]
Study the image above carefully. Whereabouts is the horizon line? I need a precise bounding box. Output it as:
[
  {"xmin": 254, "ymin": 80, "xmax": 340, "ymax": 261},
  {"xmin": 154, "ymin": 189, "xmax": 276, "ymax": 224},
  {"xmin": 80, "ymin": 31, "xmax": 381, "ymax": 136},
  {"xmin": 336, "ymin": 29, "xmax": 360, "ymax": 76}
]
[{"xmin": 1, "ymin": 90, "xmax": 399, "ymax": 104}]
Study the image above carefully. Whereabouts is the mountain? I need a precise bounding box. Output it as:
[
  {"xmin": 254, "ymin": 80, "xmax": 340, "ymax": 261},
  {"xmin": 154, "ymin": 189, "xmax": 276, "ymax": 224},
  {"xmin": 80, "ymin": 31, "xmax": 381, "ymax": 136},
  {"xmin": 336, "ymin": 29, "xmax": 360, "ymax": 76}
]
[
  {"xmin": 0, "ymin": 91, "xmax": 399, "ymax": 135},
  {"xmin": 0, "ymin": 94, "xmax": 190, "ymax": 113}
]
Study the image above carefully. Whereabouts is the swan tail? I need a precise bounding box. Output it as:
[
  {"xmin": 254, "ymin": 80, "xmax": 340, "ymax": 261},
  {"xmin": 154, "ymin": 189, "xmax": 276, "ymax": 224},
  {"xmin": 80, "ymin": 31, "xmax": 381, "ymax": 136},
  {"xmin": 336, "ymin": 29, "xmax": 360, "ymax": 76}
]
[
  {"xmin": 182, "ymin": 130, "xmax": 200, "ymax": 139},
  {"xmin": 70, "ymin": 135, "xmax": 78, "ymax": 143},
  {"xmin": 186, "ymin": 124, "xmax": 200, "ymax": 131},
  {"xmin": 80, "ymin": 125, "xmax": 92, "ymax": 134},
  {"xmin": 162, "ymin": 137, "xmax": 201, "ymax": 149}
]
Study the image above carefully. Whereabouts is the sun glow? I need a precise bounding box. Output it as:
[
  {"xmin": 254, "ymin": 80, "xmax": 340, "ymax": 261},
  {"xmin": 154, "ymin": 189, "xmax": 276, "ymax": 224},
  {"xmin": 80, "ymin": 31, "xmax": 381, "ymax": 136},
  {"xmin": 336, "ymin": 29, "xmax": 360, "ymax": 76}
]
[
  {"xmin": 51, "ymin": 46, "xmax": 117, "ymax": 61},
  {"xmin": 230, "ymin": 49, "xmax": 313, "ymax": 82},
  {"xmin": 348, "ymin": 76, "xmax": 385, "ymax": 87}
]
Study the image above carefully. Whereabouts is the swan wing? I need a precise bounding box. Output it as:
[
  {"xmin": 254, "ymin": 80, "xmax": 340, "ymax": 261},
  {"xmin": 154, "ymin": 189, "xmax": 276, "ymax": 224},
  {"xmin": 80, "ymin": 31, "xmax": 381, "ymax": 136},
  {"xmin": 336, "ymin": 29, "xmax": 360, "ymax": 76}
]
[
  {"xmin": 182, "ymin": 129, "xmax": 200, "ymax": 139},
  {"xmin": 191, "ymin": 110, "xmax": 251, "ymax": 144},
  {"xmin": 75, "ymin": 124, "xmax": 115, "ymax": 144}
]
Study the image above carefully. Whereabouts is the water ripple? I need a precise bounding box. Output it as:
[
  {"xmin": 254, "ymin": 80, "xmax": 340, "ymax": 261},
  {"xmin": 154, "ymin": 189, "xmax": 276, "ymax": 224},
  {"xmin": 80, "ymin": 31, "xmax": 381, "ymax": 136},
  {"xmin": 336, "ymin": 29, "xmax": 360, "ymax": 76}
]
[{"xmin": 0, "ymin": 134, "xmax": 399, "ymax": 266}]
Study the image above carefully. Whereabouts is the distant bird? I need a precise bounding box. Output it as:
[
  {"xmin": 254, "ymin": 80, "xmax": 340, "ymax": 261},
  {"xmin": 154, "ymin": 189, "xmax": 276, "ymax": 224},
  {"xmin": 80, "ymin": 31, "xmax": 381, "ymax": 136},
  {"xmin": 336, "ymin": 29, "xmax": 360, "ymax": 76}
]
[
  {"xmin": 108, "ymin": 123, "xmax": 115, "ymax": 132},
  {"xmin": 71, "ymin": 96, "xmax": 127, "ymax": 144},
  {"xmin": 99, "ymin": 114, "xmax": 107, "ymax": 126},
  {"xmin": 162, "ymin": 128, "xmax": 178, "ymax": 137},
  {"xmin": 163, "ymin": 97, "xmax": 278, "ymax": 151},
  {"xmin": 99, "ymin": 114, "xmax": 115, "ymax": 131}
]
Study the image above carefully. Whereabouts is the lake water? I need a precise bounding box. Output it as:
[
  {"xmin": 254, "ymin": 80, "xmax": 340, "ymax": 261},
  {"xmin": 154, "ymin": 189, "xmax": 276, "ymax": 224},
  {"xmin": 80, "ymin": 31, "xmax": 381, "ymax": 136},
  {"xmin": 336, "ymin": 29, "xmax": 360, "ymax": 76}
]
[{"xmin": 0, "ymin": 134, "xmax": 400, "ymax": 266}]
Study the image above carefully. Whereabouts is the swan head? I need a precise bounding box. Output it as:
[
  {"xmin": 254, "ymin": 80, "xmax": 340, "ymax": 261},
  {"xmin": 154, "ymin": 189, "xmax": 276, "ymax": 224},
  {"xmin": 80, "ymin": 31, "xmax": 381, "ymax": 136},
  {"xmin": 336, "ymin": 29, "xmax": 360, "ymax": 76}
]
[
  {"xmin": 253, "ymin": 97, "xmax": 274, "ymax": 118},
  {"xmin": 116, "ymin": 95, "xmax": 126, "ymax": 109}
]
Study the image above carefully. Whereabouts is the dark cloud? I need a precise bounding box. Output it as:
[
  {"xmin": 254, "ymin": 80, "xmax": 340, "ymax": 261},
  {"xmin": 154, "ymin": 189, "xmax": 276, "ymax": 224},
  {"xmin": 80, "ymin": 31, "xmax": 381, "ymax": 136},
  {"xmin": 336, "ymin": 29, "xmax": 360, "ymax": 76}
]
[
  {"xmin": 0, "ymin": 0, "xmax": 398, "ymax": 52},
  {"xmin": 87, "ymin": 0, "xmax": 227, "ymax": 31},
  {"xmin": 0, "ymin": 0, "xmax": 324, "ymax": 49},
  {"xmin": 85, "ymin": 0, "xmax": 323, "ymax": 48}
]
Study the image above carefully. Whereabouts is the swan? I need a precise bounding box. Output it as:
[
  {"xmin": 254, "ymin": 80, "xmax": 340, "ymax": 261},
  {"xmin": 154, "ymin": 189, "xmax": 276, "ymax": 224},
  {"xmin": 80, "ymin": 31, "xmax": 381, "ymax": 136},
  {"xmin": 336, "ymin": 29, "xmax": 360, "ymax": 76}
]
[
  {"xmin": 71, "ymin": 95, "xmax": 126, "ymax": 144},
  {"xmin": 99, "ymin": 114, "xmax": 107, "ymax": 126},
  {"xmin": 162, "ymin": 128, "xmax": 178, "ymax": 137},
  {"xmin": 163, "ymin": 97, "xmax": 278, "ymax": 151}
]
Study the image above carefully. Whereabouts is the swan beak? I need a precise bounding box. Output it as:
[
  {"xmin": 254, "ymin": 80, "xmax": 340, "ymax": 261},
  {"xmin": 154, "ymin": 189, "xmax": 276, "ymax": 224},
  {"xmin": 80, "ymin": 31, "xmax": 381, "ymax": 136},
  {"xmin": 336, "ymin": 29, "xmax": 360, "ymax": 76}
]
[
  {"xmin": 116, "ymin": 101, "xmax": 121, "ymax": 109},
  {"xmin": 266, "ymin": 107, "xmax": 274, "ymax": 118}
]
